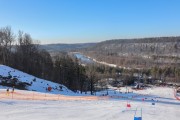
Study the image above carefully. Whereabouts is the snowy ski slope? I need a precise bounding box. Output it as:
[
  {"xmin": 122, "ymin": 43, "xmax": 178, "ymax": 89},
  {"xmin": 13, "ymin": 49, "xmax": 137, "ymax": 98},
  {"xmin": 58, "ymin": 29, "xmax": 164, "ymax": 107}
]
[{"xmin": 0, "ymin": 65, "xmax": 180, "ymax": 120}]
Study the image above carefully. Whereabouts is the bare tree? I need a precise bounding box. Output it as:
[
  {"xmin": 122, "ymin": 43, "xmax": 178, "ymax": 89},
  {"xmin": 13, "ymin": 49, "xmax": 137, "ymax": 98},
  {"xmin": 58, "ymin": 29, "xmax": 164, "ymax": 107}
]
[{"xmin": 0, "ymin": 26, "xmax": 15, "ymax": 65}]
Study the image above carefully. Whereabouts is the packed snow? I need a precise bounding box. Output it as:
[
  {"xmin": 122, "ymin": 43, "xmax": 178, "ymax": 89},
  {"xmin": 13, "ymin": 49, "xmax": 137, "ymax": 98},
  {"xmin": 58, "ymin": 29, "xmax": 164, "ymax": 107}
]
[
  {"xmin": 0, "ymin": 87, "xmax": 180, "ymax": 120},
  {"xmin": 1, "ymin": 65, "xmax": 180, "ymax": 120}
]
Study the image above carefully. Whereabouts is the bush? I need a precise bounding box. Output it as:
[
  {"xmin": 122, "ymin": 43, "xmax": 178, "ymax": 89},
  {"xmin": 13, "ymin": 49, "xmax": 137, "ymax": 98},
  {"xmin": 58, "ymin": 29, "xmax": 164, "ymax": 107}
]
[{"xmin": 33, "ymin": 78, "xmax": 36, "ymax": 82}]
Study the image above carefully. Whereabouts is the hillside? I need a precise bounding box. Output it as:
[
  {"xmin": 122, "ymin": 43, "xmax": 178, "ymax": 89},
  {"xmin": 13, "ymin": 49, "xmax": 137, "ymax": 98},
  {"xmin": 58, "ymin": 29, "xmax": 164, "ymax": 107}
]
[
  {"xmin": 0, "ymin": 65, "xmax": 75, "ymax": 95},
  {"xmin": 40, "ymin": 43, "xmax": 96, "ymax": 53},
  {"xmin": 1, "ymin": 66, "xmax": 180, "ymax": 120},
  {"xmin": 80, "ymin": 37, "xmax": 180, "ymax": 68}
]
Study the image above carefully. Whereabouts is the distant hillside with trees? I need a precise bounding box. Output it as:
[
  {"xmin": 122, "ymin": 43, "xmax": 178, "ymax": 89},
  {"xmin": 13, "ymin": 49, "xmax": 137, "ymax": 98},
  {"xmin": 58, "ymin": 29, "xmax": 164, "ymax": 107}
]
[
  {"xmin": 81, "ymin": 37, "xmax": 180, "ymax": 68},
  {"xmin": 79, "ymin": 37, "xmax": 180, "ymax": 83},
  {"xmin": 40, "ymin": 43, "xmax": 96, "ymax": 53}
]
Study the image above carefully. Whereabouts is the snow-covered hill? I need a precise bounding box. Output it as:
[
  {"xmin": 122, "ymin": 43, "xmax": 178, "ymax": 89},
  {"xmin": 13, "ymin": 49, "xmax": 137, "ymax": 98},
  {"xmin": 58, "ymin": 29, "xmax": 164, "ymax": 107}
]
[
  {"xmin": 1, "ymin": 65, "xmax": 180, "ymax": 120},
  {"xmin": 0, "ymin": 65, "xmax": 75, "ymax": 95},
  {"xmin": 0, "ymin": 87, "xmax": 180, "ymax": 120}
]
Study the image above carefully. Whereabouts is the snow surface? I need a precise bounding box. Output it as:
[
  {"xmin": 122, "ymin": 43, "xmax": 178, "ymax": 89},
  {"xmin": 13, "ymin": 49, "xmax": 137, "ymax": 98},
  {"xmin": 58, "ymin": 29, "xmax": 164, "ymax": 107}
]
[
  {"xmin": 0, "ymin": 65, "xmax": 77, "ymax": 95},
  {"xmin": 0, "ymin": 87, "xmax": 180, "ymax": 120},
  {"xmin": 1, "ymin": 65, "xmax": 180, "ymax": 120}
]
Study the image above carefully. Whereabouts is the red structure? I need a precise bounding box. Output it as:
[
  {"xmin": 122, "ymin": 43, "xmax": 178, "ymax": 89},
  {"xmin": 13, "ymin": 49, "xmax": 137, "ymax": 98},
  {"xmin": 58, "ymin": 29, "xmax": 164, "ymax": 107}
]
[
  {"xmin": 127, "ymin": 103, "xmax": 131, "ymax": 108},
  {"xmin": 47, "ymin": 86, "xmax": 52, "ymax": 91}
]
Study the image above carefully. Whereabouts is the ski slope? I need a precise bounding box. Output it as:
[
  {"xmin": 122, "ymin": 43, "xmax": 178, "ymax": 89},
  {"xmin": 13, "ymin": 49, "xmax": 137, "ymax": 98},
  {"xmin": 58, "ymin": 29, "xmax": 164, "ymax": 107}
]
[
  {"xmin": 0, "ymin": 87, "xmax": 180, "ymax": 120},
  {"xmin": 0, "ymin": 86, "xmax": 180, "ymax": 120},
  {"xmin": 1, "ymin": 65, "xmax": 180, "ymax": 120}
]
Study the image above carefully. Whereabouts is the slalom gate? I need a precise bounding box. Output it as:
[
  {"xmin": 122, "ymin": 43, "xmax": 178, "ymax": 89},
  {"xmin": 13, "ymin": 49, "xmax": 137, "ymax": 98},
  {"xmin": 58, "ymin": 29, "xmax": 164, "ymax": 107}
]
[
  {"xmin": 134, "ymin": 108, "xmax": 142, "ymax": 120},
  {"xmin": 126, "ymin": 100, "xmax": 132, "ymax": 110}
]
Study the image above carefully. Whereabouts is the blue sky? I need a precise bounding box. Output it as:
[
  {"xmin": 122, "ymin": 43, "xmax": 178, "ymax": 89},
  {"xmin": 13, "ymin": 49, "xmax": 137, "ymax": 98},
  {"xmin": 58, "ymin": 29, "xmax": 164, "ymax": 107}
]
[{"xmin": 0, "ymin": 0, "xmax": 180, "ymax": 44}]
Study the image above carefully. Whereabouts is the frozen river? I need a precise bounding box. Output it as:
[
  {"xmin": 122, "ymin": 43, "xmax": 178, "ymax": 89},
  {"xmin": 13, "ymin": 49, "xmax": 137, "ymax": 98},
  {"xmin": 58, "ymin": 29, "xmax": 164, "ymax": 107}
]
[{"xmin": 73, "ymin": 53, "xmax": 94, "ymax": 64}]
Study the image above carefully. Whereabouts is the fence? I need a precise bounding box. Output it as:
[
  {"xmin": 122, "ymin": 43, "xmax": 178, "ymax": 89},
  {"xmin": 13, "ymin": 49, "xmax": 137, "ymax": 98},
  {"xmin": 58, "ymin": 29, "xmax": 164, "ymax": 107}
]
[{"xmin": 0, "ymin": 90, "xmax": 108, "ymax": 101}]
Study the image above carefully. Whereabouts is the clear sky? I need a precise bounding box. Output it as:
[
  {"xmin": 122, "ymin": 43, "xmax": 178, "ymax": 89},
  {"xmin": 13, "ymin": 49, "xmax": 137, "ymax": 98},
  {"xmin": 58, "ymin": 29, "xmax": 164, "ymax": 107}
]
[{"xmin": 0, "ymin": 0, "xmax": 180, "ymax": 44}]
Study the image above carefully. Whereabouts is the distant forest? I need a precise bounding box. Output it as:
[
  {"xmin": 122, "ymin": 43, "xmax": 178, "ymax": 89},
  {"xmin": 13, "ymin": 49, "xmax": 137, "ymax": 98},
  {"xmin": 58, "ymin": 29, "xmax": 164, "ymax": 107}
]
[
  {"xmin": 80, "ymin": 37, "xmax": 180, "ymax": 83},
  {"xmin": 1, "ymin": 26, "xmax": 180, "ymax": 94}
]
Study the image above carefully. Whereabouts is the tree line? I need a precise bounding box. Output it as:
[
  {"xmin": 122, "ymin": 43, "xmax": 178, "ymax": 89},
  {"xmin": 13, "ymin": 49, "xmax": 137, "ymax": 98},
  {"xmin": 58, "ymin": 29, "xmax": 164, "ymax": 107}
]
[{"xmin": 0, "ymin": 26, "xmax": 102, "ymax": 94}]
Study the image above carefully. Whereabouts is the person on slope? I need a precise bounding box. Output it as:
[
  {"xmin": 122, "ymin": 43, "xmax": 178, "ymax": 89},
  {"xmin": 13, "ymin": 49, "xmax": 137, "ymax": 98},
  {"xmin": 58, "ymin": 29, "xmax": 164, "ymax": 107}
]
[{"xmin": 6, "ymin": 88, "xmax": 9, "ymax": 96}]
